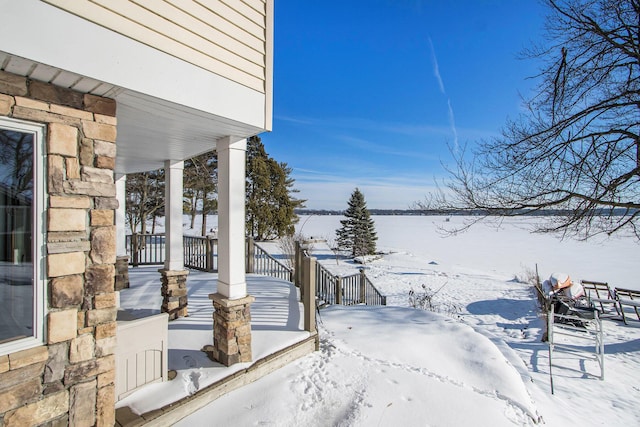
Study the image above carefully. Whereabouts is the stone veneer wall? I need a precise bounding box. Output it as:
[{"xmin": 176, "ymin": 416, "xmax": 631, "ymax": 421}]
[
  {"xmin": 115, "ymin": 256, "xmax": 130, "ymax": 291},
  {"xmin": 208, "ymin": 294, "xmax": 254, "ymax": 366},
  {"xmin": 0, "ymin": 70, "xmax": 118, "ymax": 426}
]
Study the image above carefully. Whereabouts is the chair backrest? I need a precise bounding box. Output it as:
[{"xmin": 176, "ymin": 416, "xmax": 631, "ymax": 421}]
[
  {"xmin": 581, "ymin": 280, "xmax": 613, "ymax": 300},
  {"xmin": 615, "ymin": 288, "xmax": 640, "ymax": 301}
]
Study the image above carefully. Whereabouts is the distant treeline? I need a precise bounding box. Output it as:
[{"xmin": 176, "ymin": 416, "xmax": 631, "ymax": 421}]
[{"xmin": 295, "ymin": 208, "xmax": 638, "ymax": 217}]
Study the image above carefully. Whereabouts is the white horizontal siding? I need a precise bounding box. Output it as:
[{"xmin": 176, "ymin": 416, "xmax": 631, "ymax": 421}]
[
  {"xmin": 168, "ymin": 0, "xmax": 265, "ymax": 52},
  {"xmin": 219, "ymin": 0, "xmax": 264, "ymax": 26},
  {"xmin": 241, "ymin": 0, "xmax": 266, "ymax": 16},
  {"xmin": 42, "ymin": 0, "xmax": 268, "ymax": 93},
  {"xmin": 134, "ymin": 0, "xmax": 264, "ymax": 65}
]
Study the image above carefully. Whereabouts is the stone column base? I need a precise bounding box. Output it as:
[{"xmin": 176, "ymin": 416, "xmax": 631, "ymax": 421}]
[
  {"xmin": 115, "ymin": 256, "xmax": 130, "ymax": 291},
  {"xmin": 159, "ymin": 269, "xmax": 189, "ymax": 320},
  {"xmin": 207, "ymin": 293, "xmax": 255, "ymax": 366}
]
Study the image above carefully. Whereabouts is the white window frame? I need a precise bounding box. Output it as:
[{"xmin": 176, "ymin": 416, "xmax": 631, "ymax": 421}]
[{"xmin": 0, "ymin": 117, "xmax": 47, "ymax": 356}]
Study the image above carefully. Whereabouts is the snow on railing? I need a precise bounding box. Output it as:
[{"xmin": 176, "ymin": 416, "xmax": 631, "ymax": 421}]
[
  {"xmin": 251, "ymin": 241, "xmax": 293, "ymax": 282},
  {"xmin": 307, "ymin": 249, "xmax": 386, "ymax": 308},
  {"xmin": 124, "ymin": 234, "xmax": 385, "ymax": 307}
]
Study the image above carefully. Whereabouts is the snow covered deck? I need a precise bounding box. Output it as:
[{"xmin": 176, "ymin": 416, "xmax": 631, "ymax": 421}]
[{"xmin": 114, "ymin": 266, "xmax": 314, "ymax": 425}]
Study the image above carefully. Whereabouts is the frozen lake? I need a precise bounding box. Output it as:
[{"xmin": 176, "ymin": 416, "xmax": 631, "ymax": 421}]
[{"xmin": 295, "ymin": 215, "xmax": 638, "ymax": 290}]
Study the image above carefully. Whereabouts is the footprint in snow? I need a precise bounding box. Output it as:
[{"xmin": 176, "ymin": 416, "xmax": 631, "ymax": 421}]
[
  {"xmin": 182, "ymin": 371, "xmax": 202, "ymax": 395},
  {"xmin": 183, "ymin": 355, "xmax": 197, "ymax": 368}
]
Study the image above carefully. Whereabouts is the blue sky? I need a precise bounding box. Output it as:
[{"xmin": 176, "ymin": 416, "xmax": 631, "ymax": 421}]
[{"xmin": 260, "ymin": 0, "xmax": 548, "ymax": 210}]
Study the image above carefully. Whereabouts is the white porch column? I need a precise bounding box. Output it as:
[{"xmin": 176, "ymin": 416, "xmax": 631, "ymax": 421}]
[
  {"xmin": 161, "ymin": 160, "xmax": 189, "ymax": 319},
  {"xmin": 164, "ymin": 160, "xmax": 184, "ymax": 271},
  {"xmin": 216, "ymin": 137, "xmax": 247, "ymax": 299},
  {"xmin": 208, "ymin": 137, "xmax": 253, "ymax": 366},
  {"xmin": 115, "ymin": 173, "xmax": 127, "ymax": 256}
]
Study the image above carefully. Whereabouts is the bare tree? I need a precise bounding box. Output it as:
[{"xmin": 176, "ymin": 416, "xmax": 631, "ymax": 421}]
[
  {"xmin": 125, "ymin": 170, "xmax": 164, "ymax": 235},
  {"xmin": 435, "ymin": 0, "xmax": 640, "ymax": 240},
  {"xmin": 184, "ymin": 151, "xmax": 217, "ymax": 236}
]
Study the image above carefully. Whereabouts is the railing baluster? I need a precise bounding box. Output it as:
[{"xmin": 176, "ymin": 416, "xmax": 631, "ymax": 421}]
[
  {"xmin": 250, "ymin": 242, "xmax": 293, "ymax": 282},
  {"xmin": 125, "ymin": 235, "xmax": 385, "ymax": 306}
]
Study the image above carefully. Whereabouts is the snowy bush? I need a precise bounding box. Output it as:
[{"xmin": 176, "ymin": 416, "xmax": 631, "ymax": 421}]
[
  {"xmin": 278, "ymin": 232, "xmax": 309, "ymax": 269},
  {"xmin": 517, "ymin": 266, "xmax": 550, "ymax": 312},
  {"xmin": 409, "ymin": 284, "xmax": 436, "ymax": 311},
  {"xmin": 409, "ymin": 282, "xmax": 460, "ymax": 317}
]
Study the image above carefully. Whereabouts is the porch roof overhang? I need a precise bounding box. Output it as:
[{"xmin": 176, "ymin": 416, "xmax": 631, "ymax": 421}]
[
  {"xmin": 0, "ymin": 0, "xmax": 269, "ymax": 175},
  {"xmin": 0, "ymin": 53, "xmax": 264, "ymax": 175},
  {"xmin": 110, "ymin": 89, "xmax": 263, "ymax": 175}
]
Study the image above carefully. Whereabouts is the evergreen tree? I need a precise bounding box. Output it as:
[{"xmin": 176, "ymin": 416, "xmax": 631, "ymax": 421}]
[
  {"xmin": 336, "ymin": 188, "xmax": 377, "ymax": 257},
  {"xmin": 246, "ymin": 135, "xmax": 305, "ymax": 240}
]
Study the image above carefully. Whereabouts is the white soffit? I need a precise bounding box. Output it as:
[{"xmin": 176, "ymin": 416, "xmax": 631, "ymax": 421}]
[{"xmin": 114, "ymin": 90, "xmax": 262, "ymax": 174}]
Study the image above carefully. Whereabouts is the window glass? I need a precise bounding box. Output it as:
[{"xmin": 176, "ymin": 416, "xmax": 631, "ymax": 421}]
[{"xmin": 0, "ymin": 123, "xmax": 36, "ymax": 346}]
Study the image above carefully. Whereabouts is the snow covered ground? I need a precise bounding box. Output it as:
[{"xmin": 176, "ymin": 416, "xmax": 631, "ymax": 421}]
[{"xmin": 138, "ymin": 215, "xmax": 639, "ymax": 425}]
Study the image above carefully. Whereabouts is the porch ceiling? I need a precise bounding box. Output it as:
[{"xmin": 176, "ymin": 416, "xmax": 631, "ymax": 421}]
[
  {"xmin": 112, "ymin": 90, "xmax": 262, "ymax": 174},
  {"xmin": 1, "ymin": 53, "xmax": 263, "ymax": 174}
]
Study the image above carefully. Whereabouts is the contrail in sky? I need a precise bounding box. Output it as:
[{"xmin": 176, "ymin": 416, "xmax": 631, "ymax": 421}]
[{"xmin": 428, "ymin": 37, "xmax": 459, "ymax": 152}]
